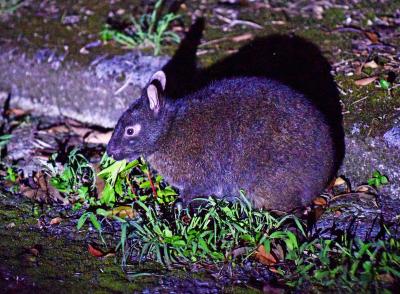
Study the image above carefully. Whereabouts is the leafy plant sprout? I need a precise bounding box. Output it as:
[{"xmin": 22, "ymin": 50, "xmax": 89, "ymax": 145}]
[
  {"xmin": 100, "ymin": 0, "xmax": 181, "ymax": 55},
  {"xmin": 368, "ymin": 170, "xmax": 389, "ymax": 188},
  {"xmin": 45, "ymin": 149, "xmax": 178, "ymax": 231}
]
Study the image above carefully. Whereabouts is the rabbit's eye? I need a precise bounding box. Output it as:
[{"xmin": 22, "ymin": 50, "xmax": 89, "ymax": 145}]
[
  {"xmin": 125, "ymin": 124, "xmax": 141, "ymax": 137},
  {"xmin": 126, "ymin": 128, "xmax": 134, "ymax": 136}
]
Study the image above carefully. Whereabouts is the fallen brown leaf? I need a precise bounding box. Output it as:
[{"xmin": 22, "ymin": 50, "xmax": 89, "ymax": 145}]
[
  {"xmin": 84, "ymin": 131, "xmax": 112, "ymax": 144},
  {"xmin": 88, "ymin": 244, "xmax": 105, "ymax": 257},
  {"xmin": 6, "ymin": 108, "xmax": 31, "ymax": 117},
  {"xmin": 111, "ymin": 206, "xmax": 136, "ymax": 219},
  {"xmin": 313, "ymin": 196, "xmax": 328, "ymax": 206},
  {"xmin": 364, "ymin": 31, "xmax": 379, "ymax": 44},
  {"xmin": 355, "ymin": 185, "xmax": 378, "ymax": 195},
  {"xmin": 353, "ymin": 61, "xmax": 363, "ymax": 75},
  {"xmin": 50, "ymin": 217, "xmax": 62, "ymax": 225},
  {"xmin": 313, "ymin": 206, "xmax": 326, "ymax": 220},
  {"xmin": 29, "ymin": 245, "xmax": 41, "ymax": 256},
  {"xmin": 354, "ymin": 76, "xmax": 378, "ymax": 86},
  {"xmin": 334, "ymin": 210, "xmax": 342, "ymax": 217},
  {"xmin": 69, "ymin": 126, "xmax": 92, "ymax": 138},
  {"xmin": 20, "ymin": 171, "xmax": 66, "ymax": 204},
  {"xmin": 377, "ymin": 273, "xmax": 395, "ymax": 284},
  {"xmin": 255, "ymin": 245, "xmax": 277, "ymax": 266},
  {"xmin": 231, "ymin": 33, "xmax": 253, "ymax": 43},
  {"xmin": 103, "ymin": 252, "xmax": 116, "ymax": 258},
  {"xmin": 88, "ymin": 244, "xmax": 115, "ymax": 259},
  {"xmin": 46, "ymin": 125, "xmax": 70, "ymax": 134},
  {"xmin": 268, "ymin": 267, "xmax": 280, "ymax": 274},
  {"xmin": 334, "ymin": 177, "xmax": 346, "ymax": 186}
]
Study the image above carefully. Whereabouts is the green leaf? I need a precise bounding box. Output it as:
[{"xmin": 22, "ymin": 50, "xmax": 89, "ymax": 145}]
[
  {"xmin": 362, "ymin": 261, "xmax": 372, "ymax": 272},
  {"xmin": 210, "ymin": 251, "xmax": 225, "ymax": 261},
  {"xmin": 6, "ymin": 167, "xmax": 17, "ymax": 182},
  {"xmin": 0, "ymin": 134, "xmax": 13, "ymax": 140},
  {"xmin": 101, "ymin": 183, "xmax": 116, "ymax": 205},
  {"xmin": 286, "ymin": 231, "xmax": 298, "ymax": 250},
  {"xmin": 50, "ymin": 177, "xmax": 69, "ymax": 192},
  {"xmin": 122, "ymin": 159, "xmax": 139, "ymax": 173},
  {"xmin": 158, "ymin": 186, "xmax": 177, "ymax": 196},
  {"xmin": 61, "ymin": 167, "xmax": 73, "ymax": 181},
  {"xmin": 78, "ymin": 186, "xmax": 89, "ymax": 198},
  {"xmin": 139, "ymin": 181, "xmax": 151, "ymax": 189},
  {"xmin": 380, "ymin": 79, "xmax": 390, "ymax": 90},
  {"xmin": 96, "ymin": 208, "xmax": 111, "ymax": 217},
  {"xmin": 269, "ymin": 231, "xmax": 288, "ymax": 239},
  {"xmin": 263, "ymin": 240, "xmax": 271, "ymax": 254},
  {"xmin": 380, "ymin": 176, "xmax": 389, "ymax": 185},
  {"xmin": 372, "ymin": 170, "xmax": 381, "ymax": 178},
  {"xmin": 163, "ymin": 227, "xmax": 173, "ymax": 238},
  {"xmin": 172, "ymin": 240, "xmax": 186, "ymax": 247},
  {"xmin": 198, "ymin": 238, "xmax": 210, "ymax": 253},
  {"xmin": 117, "ymin": 222, "xmax": 128, "ymax": 253},
  {"xmin": 114, "ymin": 178, "xmax": 123, "ymax": 196},
  {"xmin": 77, "ymin": 212, "xmax": 90, "ymax": 229},
  {"xmin": 98, "ymin": 159, "xmax": 127, "ymax": 185},
  {"xmin": 89, "ymin": 213, "xmax": 101, "ymax": 231},
  {"xmin": 0, "ymin": 134, "xmax": 13, "ymax": 147}
]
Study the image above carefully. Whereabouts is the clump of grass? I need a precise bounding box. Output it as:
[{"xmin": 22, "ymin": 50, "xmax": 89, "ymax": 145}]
[
  {"xmin": 122, "ymin": 192, "xmax": 305, "ymax": 266},
  {"xmin": 45, "ymin": 149, "xmax": 400, "ymax": 291},
  {"xmin": 0, "ymin": 0, "xmax": 24, "ymax": 14},
  {"xmin": 100, "ymin": 0, "xmax": 180, "ymax": 55},
  {"xmin": 286, "ymin": 233, "xmax": 400, "ymax": 292}
]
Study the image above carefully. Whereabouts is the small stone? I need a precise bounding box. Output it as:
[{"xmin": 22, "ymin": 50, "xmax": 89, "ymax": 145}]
[
  {"xmin": 313, "ymin": 6, "xmax": 324, "ymax": 20},
  {"xmin": 6, "ymin": 222, "xmax": 16, "ymax": 229},
  {"xmin": 364, "ymin": 60, "xmax": 378, "ymax": 69},
  {"xmin": 116, "ymin": 9, "xmax": 125, "ymax": 15},
  {"xmin": 79, "ymin": 47, "xmax": 90, "ymax": 55},
  {"xmin": 62, "ymin": 15, "xmax": 80, "ymax": 25}
]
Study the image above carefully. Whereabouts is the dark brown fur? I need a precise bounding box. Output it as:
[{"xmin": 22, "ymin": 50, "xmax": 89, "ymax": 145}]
[{"xmin": 107, "ymin": 76, "xmax": 335, "ymax": 211}]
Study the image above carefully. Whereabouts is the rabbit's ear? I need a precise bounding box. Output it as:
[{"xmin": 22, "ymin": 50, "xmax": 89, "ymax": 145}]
[
  {"xmin": 146, "ymin": 84, "xmax": 161, "ymax": 114},
  {"xmin": 146, "ymin": 71, "xmax": 166, "ymax": 114},
  {"xmin": 149, "ymin": 70, "xmax": 166, "ymax": 91}
]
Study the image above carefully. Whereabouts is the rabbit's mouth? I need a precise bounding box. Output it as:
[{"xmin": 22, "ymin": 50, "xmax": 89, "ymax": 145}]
[{"xmin": 106, "ymin": 144, "xmax": 126, "ymax": 161}]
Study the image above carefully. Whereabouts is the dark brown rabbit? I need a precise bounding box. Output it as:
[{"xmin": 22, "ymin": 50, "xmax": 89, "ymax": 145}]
[{"xmin": 107, "ymin": 71, "xmax": 336, "ymax": 211}]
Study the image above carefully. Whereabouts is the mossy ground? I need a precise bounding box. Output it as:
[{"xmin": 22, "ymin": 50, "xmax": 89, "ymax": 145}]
[{"xmin": 0, "ymin": 193, "xmax": 220, "ymax": 292}]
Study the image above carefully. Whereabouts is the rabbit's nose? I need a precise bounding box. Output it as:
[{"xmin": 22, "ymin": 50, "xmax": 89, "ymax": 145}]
[{"xmin": 106, "ymin": 143, "xmax": 122, "ymax": 160}]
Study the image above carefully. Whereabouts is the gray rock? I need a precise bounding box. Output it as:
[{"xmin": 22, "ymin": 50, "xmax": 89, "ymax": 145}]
[
  {"xmin": 0, "ymin": 46, "xmax": 168, "ymax": 128},
  {"xmin": 383, "ymin": 118, "xmax": 400, "ymax": 149},
  {"xmin": 5, "ymin": 122, "xmax": 44, "ymax": 176},
  {"xmin": 340, "ymin": 136, "xmax": 400, "ymax": 199}
]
